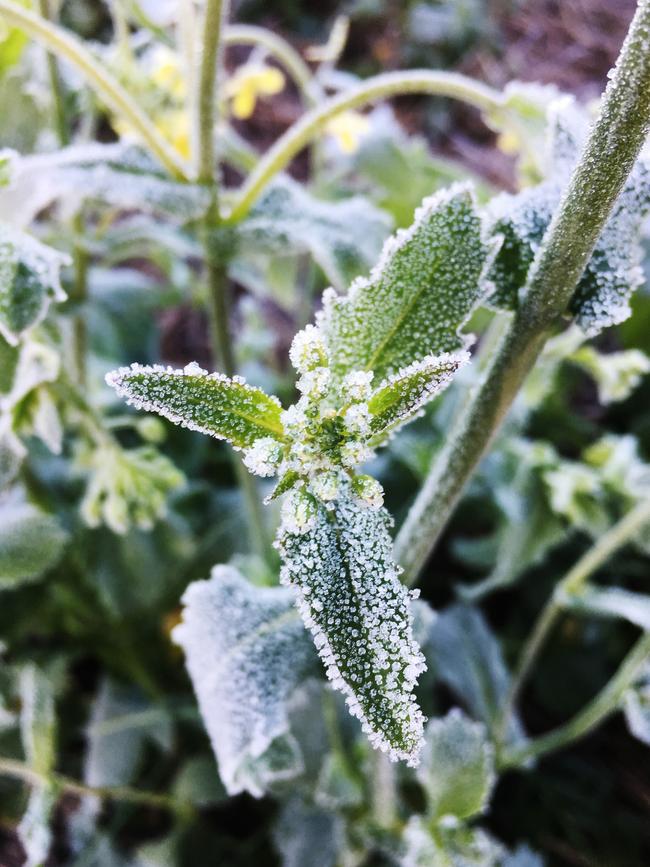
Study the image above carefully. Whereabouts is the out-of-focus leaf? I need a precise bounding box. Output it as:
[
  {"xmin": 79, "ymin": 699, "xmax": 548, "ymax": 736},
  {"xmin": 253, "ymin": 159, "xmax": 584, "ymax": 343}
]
[
  {"xmin": 273, "ymin": 797, "xmax": 343, "ymax": 867},
  {"xmin": 623, "ymin": 663, "xmax": 650, "ymax": 746},
  {"xmin": 319, "ymin": 184, "xmax": 495, "ymax": 386},
  {"xmin": 171, "ymin": 756, "xmax": 227, "ymax": 807},
  {"xmin": 172, "ymin": 564, "xmax": 317, "ymax": 797},
  {"xmin": 560, "ymin": 586, "xmax": 650, "ymax": 631},
  {"xmin": 278, "ymin": 486, "xmax": 426, "ymax": 764},
  {"xmin": 106, "ymin": 362, "xmax": 284, "ymax": 449},
  {"xmin": 416, "ymin": 709, "xmax": 495, "ymax": 821},
  {"xmin": 400, "ymin": 817, "xmax": 506, "ymax": 867},
  {"xmin": 0, "ymin": 224, "xmax": 69, "ymax": 344},
  {"xmin": 430, "ymin": 604, "xmax": 523, "ymax": 744},
  {"xmin": 570, "ymin": 346, "xmax": 650, "ymax": 405},
  {"xmin": 237, "ymin": 175, "xmax": 392, "ymax": 291},
  {"xmin": 0, "ymin": 494, "xmax": 67, "ymax": 589}
]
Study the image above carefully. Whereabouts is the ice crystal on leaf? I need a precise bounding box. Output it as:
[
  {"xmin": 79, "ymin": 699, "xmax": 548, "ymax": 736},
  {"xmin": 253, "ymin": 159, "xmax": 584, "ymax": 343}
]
[
  {"xmin": 172, "ymin": 565, "xmax": 316, "ymax": 797},
  {"xmin": 318, "ymin": 183, "xmax": 496, "ymax": 386},
  {"xmin": 105, "ymin": 362, "xmax": 285, "ymax": 449},
  {"xmin": 0, "ymin": 225, "xmax": 69, "ymax": 345},
  {"xmin": 486, "ymin": 97, "xmax": 650, "ymax": 335},
  {"xmin": 277, "ymin": 482, "xmax": 426, "ymax": 764}
]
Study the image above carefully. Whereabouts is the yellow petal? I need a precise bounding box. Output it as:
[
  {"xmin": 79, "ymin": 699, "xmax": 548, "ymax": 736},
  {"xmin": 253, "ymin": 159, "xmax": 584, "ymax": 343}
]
[
  {"xmin": 257, "ymin": 66, "xmax": 285, "ymax": 96},
  {"xmin": 232, "ymin": 85, "xmax": 256, "ymax": 120}
]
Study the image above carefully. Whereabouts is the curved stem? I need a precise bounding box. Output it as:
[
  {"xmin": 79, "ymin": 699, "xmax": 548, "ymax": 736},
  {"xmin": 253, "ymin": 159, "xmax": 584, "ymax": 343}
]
[
  {"xmin": 0, "ymin": 0, "xmax": 188, "ymax": 180},
  {"xmin": 223, "ymin": 24, "xmax": 320, "ymax": 106},
  {"xmin": 496, "ymin": 498, "xmax": 650, "ymax": 745},
  {"xmin": 500, "ymin": 631, "xmax": 650, "ymax": 769},
  {"xmin": 0, "ymin": 757, "xmax": 193, "ymax": 818},
  {"xmin": 225, "ymin": 70, "xmax": 502, "ymax": 222},
  {"xmin": 394, "ymin": 0, "xmax": 650, "ymax": 585}
]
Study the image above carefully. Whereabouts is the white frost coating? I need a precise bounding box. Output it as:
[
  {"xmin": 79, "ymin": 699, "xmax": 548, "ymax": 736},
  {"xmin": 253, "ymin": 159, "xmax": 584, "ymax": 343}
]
[
  {"xmin": 242, "ymin": 437, "xmax": 283, "ymax": 477},
  {"xmin": 289, "ymin": 323, "xmax": 329, "ymax": 373},
  {"xmin": 277, "ymin": 483, "xmax": 427, "ymax": 765},
  {"xmin": 172, "ymin": 565, "xmax": 315, "ymax": 797},
  {"xmin": 104, "ymin": 362, "xmax": 284, "ymax": 449}
]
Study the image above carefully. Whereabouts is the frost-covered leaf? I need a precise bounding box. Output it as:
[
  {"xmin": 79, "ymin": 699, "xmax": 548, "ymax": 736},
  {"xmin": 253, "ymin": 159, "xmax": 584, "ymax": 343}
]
[
  {"xmin": 237, "ymin": 176, "xmax": 392, "ymax": 290},
  {"xmin": 105, "ymin": 362, "xmax": 284, "ymax": 449},
  {"xmin": 319, "ymin": 184, "xmax": 495, "ymax": 385},
  {"xmin": 571, "ymin": 346, "xmax": 650, "ymax": 405},
  {"xmin": 486, "ymin": 97, "xmax": 650, "ymax": 335},
  {"xmin": 0, "ymin": 144, "xmax": 210, "ymax": 227},
  {"xmin": 0, "ymin": 493, "xmax": 67, "ymax": 589},
  {"xmin": 277, "ymin": 484, "xmax": 426, "ymax": 764},
  {"xmin": 84, "ymin": 678, "xmax": 173, "ymax": 787},
  {"xmin": 172, "ymin": 564, "xmax": 317, "ymax": 797},
  {"xmin": 417, "ymin": 709, "xmax": 495, "ymax": 821},
  {"xmin": 401, "ymin": 817, "xmax": 506, "ymax": 867},
  {"xmin": 623, "ymin": 662, "xmax": 650, "ymax": 746},
  {"xmin": 431, "ymin": 604, "xmax": 523, "ymax": 744},
  {"xmin": 560, "ymin": 587, "xmax": 650, "ymax": 631},
  {"xmin": 367, "ymin": 351, "xmax": 468, "ymax": 443},
  {"xmin": 273, "ymin": 797, "xmax": 344, "ymax": 867},
  {"xmin": 18, "ymin": 666, "xmax": 56, "ymax": 867},
  {"xmin": 0, "ymin": 224, "xmax": 69, "ymax": 344}
]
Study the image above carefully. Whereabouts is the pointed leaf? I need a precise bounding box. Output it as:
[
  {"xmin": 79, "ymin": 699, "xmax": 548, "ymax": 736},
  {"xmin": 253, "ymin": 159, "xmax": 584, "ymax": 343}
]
[
  {"xmin": 238, "ymin": 175, "xmax": 392, "ymax": 290},
  {"xmin": 105, "ymin": 362, "xmax": 284, "ymax": 449},
  {"xmin": 319, "ymin": 184, "xmax": 495, "ymax": 385},
  {"xmin": 0, "ymin": 225, "xmax": 69, "ymax": 345},
  {"xmin": 560, "ymin": 586, "xmax": 650, "ymax": 631},
  {"xmin": 172, "ymin": 565, "xmax": 316, "ymax": 797},
  {"xmin": 416, "ymin": 709, "xmax": 495, "ymax": 821},
  {"xmin": 0, "ymin": 495, "xmax": 67, "ymax": 589},
  {"xmin": 367, "ymin": 351, "xmax": 468, "ymax": 442},
  {"xmin": 277, "ymin": 485, "xmax": 426, "ymax": 764}
]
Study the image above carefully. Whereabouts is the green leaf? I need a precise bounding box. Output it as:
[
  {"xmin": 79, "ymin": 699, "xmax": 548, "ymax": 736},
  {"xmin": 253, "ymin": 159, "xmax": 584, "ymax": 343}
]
[
  {"xmin": 0, "ymin": 495, "xmax": 67, "ymax": 589},
  {"xmin": 105, "ymin": 362, "xmax": 285, "ymax": 449},
  {"xmin": 319, "ymin": 184, "xmax": 495, "ymax": 385},
  {"xmin": 237, "ymin": 176, "xmax": 392, "ymax": 291},
  {"xmin": 0, "ymin": 225, "xmax": 69, "ymax": 344},
  {"xmin": 570, "ymin": 346, "xmax": 650, "ymax": 405},
  {"xmin": 431, "ymin": 604, "xmax": 524, "ymax": 744},
  {"xmin": 273, "ymin": 797, "xmax": 343, "ymax": 867},
  {"xmin": 560, "ymin": 586, "xmax": 650, "ymax": 631},
  {"xmin": 486, "ymin": 97, "xmax": 650, "ymax": 336},
  {"xmin": 417, "ymin": 709, "xmax": 495, "ymax": 821},
  {"xmin": 367, "ymin": 351, "xmax": 468, "ymax": 443},
  {"xmin": 277, "ymin": 484, "xmax": 426, "ymax": 764},
  {"xmin": 172, "ymin": 564, "xmax": 317, "ymax": 797},
  {"xmin": 623, "ymin": 663, "xmax": 650, "ymax": 746},
  {"xmin": 401, "ymin": 817, "xmax": 507, "ymax": 867}
]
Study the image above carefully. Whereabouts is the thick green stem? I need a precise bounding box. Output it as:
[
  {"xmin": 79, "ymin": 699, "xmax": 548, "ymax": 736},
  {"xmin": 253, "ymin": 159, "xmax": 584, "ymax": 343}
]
[
  {"xmin": 223, "ymin": 24, "xmax": 320, "ymax": 105},
  {"xmin": 500, "ymin": 631, "xmax": 650, "ymax": 769},
  {"xmin": 0, "ymin": 0, "xmax": 188, "ymax": 179},
  {"xmin": 496, "ymin": 498, "xmax": 650, "ymax": 745},
  {"xmin": 226, "ymin": 70, "xmax": 502, "ymax": 222},
  {"xmin": 197, "ymin": 0, "xmax": 227, "ymax": 186},
  {"xmin": 0, "ymin": 757, "xmax": 192, "ymax": 818},
  {"xmin": 394, "ymin": 0, "xmax": 650, "ymax": 585}
]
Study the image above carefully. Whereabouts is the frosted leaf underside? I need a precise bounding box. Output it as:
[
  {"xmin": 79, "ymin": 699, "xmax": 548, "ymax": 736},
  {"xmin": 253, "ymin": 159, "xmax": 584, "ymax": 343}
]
[
  {"xmin": 319, "ymin": 184, "xmax": 493, "ymax": 385},
  {"xmin": 239, "ymin": 176, "xmax": 392, "ymax": 290},
  {"xmin": 172, "ymin": 565, "xmax": 316, "ymax": 797},
  {"xmin": 105, "ymin": 363, "xmax": 284, "ymax": 449},
  {"xmin": 277, "ymin": 488, "xmax": 426, "ymax": 764}
]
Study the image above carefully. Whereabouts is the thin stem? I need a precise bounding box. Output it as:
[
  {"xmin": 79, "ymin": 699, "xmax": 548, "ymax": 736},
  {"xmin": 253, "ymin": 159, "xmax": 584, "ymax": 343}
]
[
  {"xmin": 394, "ymin": 0, "xmax": 650, "ymax": 585},
  {"xmin": 500, "ymin": 631, "xmax": 650, "ymax": 769},
  {"xmin": 0, "ymin": 0, "xmax": 188, "ymax": 179},
  {"xmin": 371, "ymin": 752, "xmax": 398, "ymax": 829},
  {"xmin": 496, "ymin": 498, "xmax": 650, "ymax": 744},
  {"xmin": 223, "ymin": 24, "xmax": 320, "ymax": 105},
  {"xmin": 226, "ymin": 70, "xmax": 503, "ymax": 222},
  {"xmin": 37, "ymin": 0, "xmax": 69, "ymax": 145},
  {"xmin": 0, "ymin": 757, "xmax": 193, "ymax": 818}
]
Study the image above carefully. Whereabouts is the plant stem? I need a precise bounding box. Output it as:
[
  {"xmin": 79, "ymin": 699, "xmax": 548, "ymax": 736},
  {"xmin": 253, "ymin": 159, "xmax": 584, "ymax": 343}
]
[
  {"xmin": 223, "ymin": 24, "xmax": 320, "ymax": 105},
  {"xmin": 496, "ymin": 497, "xmax": 650, "ymax": 745},
  {"xmin": 37, "ymin": 0, "xmax": 69, "ymax": 145},
  {"xmin": 195, "ymin": 0, "xmax": 271, "ymax": 562},
  {"xmin": 226, "ymin": 70, "xmax": 503, "ymax": 222},
  {"xmin": 394, "ymin": 0, "xmax": 650, "ymax": 585},
  {"xmin": 371, "ymin": 752, "xmax": 397, "ymax": 829},
  {"xmin": 0, "ymin": 757, "xmax": 193, "ymax": 818},
  {"xmin": 500, "ymin": 631, "xmax": 650, "ymax": 769},
  {"xmin": 0, "ymin": 0, "xmax": 188, "ymax": 179}
]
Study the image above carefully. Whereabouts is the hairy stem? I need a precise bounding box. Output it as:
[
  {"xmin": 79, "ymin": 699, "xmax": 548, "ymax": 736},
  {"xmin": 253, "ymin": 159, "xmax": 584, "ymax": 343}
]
[
  {"xmin": 226, "ymin": 70, "xmax": 502, "ymax": 221},
  {"xmin": 395, "ymin": 0, "xmax": 650, "ymax": 585},
  {"xmin": 0, "ymin": 757, "xmax": 193, "ymax": 818},
  {"xmin": 224, "ymin": 24, "xmax": 320, "ymax": 105},
  {"xmin": 496, "ymin": 498, "xmax": 650, "ymax": 745},
  {"xmin": 0, "ymin": 0, "xmax": 188, "ymax": 179},
  {"xmin": 500, "ymin": 631, "xmax": 650, "ymax": 769}
]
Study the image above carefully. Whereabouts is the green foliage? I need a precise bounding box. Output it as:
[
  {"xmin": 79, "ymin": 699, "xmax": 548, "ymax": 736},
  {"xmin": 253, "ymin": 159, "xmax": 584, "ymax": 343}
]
[{"xmin": 0, "ymin": 494, "xmax": 67, "ymax": 589}]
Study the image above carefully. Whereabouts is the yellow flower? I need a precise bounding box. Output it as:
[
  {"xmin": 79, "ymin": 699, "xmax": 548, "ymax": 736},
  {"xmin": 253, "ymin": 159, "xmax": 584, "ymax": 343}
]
[
  {"xmin": 149, "ymin": 45, "xmax": 186, "ymax": 100},
  {"xmin": 325, "ymin": 111, "xmax": 370, "ymax": 154},
  {"xmin": 225, "ymin": 63, "xmax": 285, "ymax": 120},
  {"xmin": 155, "ymin": 109, "xmax": 191, "ymax": 160}
]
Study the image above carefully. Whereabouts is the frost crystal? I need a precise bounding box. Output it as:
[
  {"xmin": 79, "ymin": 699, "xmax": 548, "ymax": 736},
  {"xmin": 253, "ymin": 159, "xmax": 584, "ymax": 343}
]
[
  {"xmin": 242, "ymin": 436, "xmax": 283, "ymax": 477},
  {"xmin": 172, "ymin": 565, "xmax": 316, "ymax": 797},
  {"xmin": 277, "ymin": 483, "xmax": 426, "ymax": 764}
]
